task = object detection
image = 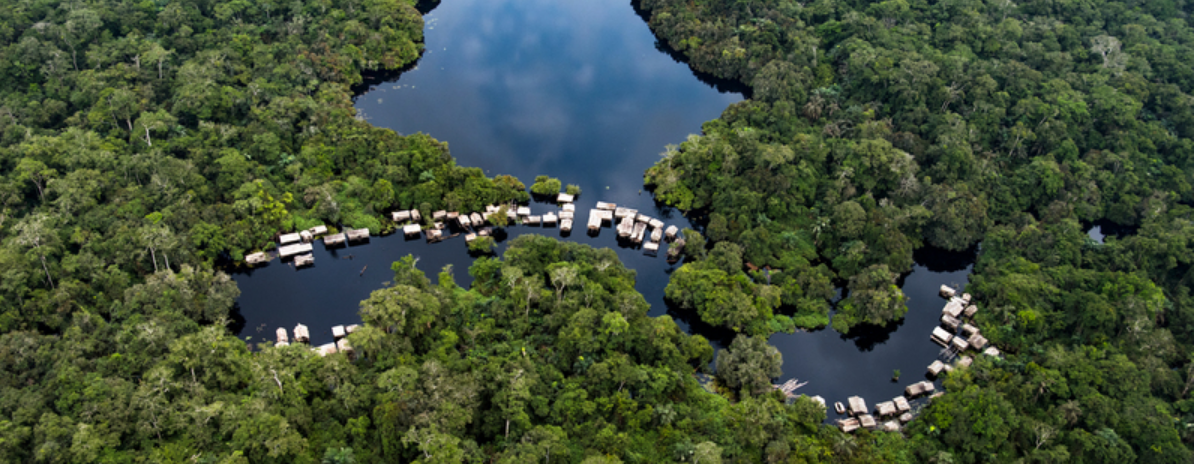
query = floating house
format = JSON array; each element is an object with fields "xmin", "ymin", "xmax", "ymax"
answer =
[
  {"xmin": 278, "ymin": 242, "xmax": 313, "ymax": 259},
  {"xmin": 245, "ymin": 252, "xmax": 270, "ymax": 265},
  {"xmin": 664, "ymin": 225, "xmax": 679, "ymax": 240},
  {"xmin": 839, "ymin": 418, "xmax": 860, "ymax": 433},
  {"xmin": 543, "ymin": 212, "xmax": 558, "ymax": 226},
  {"xmin": 402, "ymin": 224, "xmax": 422, "ymax": 237},
  {"xmin": 876, "ymin": 401, "xmax": 897, "ymax": 417},
  {"xmin": 939, "ymin": 285, "xmax": 956, "ymax": 298},
  {"xmin": 294, "ymin": 324, "xmax": 310, "ymax": 343},
  {"xmin": 346, "ymin": 228, "xmax": 370, "ymax": 242},
  {"xmin": 941, "ymin": 314, "xmax": 961, "ymax": 331},
  {"xmin": 276, "ymin": 328, "xmax": 289, "ymax": 344},
  {"xmin": 893, "ymin": 396, "xmax": 910, "ymax": 413},
  {"xmin": 848, "ymin": 396, "xmax": 868, "ymax": 416},
  {"xmin": 279, "ymin": 232, "xmax": 302, "ymax": 245},
  {"xmin": 596, "ymin": 201, "xmax": 616, "ymax": 210},
  {"xmin": 561, "ymin": 219, "xmax": 573, "ymax": 232},
  {"xmin": 294, "ymin": 254, "xmax": 314, "ymax": 267},
  {"xmin": 332, "ymin": 325, "xmax": 346, "ymax": 339},
  {"xmin": 928, "ymin": 360, "xmax": 946, "ymax": 377},
  {"xmin": 557, "ymin": 193, "xmax": 575, "ymax": 203},
  {"xmin": 324, "ymin": 233, "xmax": 346, "ymax": 246},
  {"xmin": 931, "ymin": 327, "xmax": 954, "ymax": 346}
]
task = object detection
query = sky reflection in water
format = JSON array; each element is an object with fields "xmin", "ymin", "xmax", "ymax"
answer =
[{"xmin": 232, "ymin": 0, "xmax": 986, "ymax": 414}]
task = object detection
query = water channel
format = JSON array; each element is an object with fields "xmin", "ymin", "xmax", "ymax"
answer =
[{"xmin": 233, "ymin": 0, "xmax": 978, "ymax": 414}]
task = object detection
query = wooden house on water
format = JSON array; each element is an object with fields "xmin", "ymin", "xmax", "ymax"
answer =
[
  {"xmin": 324, "ymin": 233, "xmax": 346, "ymax": 246},
  {"xmin": 245, "ymin": 252, "xmax": 270, "ymax": 265},
  {"xmin": 631, "ymin": 222, "xmax": 647, "ymax": 244},
  {"xmin": 838, "ymin": 418, "xmax": 860, "ymax": 433},
  {"xmin": 664, "ymin": 225, "xmax": 679, "ymax": 240},
  {"xmin": 587, "ymin": 211, "xmax": 602, "ymax": 231},
  {"xmin": 562, "ymin": 203, "xmax": 576, "ymax": 212},
  {"xmin": 967, "ymin": 333, "xmax": 988, "ymax": 350},
  {"xmin": 905, "ymin": 380, "xmax": 935, "ymax": 397},
  {"xmin": 525, "ymin": 215, "xmax": 541, "ymax": 225},
  {"xmin": 858, "ymin": 414, "xmax": 877, "ymax": 429},
  {"xmin": 809, "ymin": 396, "xmax": 826, "ymax": 409},
  {"xmin": 279, "ymin": 232, "xmax": 302, "ymax": 245},
  {"xmin": 848, "ymin": 396, "xmax": 868, "ymax": 416},
  {"xmin": 316, "ymin": 343, "xmax": 337, "ymax": 357},
  {"xmin": 927, "ymin": 360, "xmax": 946, "ymax": 377},
  {"xmin": 278, "ymin": 243, "xmax": 313, "ymax": 259},
  {"xmin": 543, "ymin": 212, "xmax": 558, "ymax": 226},
  {"xmin": 643, "ymin": 241, "xmax": 659, "ymax": 254},
  {"xmin": 294, "ymin": 254, "xmax": 314, "ymax": 267},
  {"xmin": 931, "ymin": 327, "xmax": 953, "ymax": 346},
  {"xmin": 276, "ymin": 328, "xmax": 289, "ymax": 344},
  {"xmin": 617, "ymin": 217, "xmax": 634, "ymax": 237},
  {"xmin": 336, "ymin": 339, "xmax": 354, "ymax": 359},
  {"xmin": 561, "ymin": 219, "xmax": 573, "ymax": 232},
  {"xmin": 402, "ymin": 224, "xmax": 422, "ymax": 237},
  {"xmin": 293, "ymin": 324, "xmax": 310, "ymax": 343},
  {"xmin": 893, "ymin": 396, "xmax": 910, "ymax": 413},
  {"xmin": 875, "ymin": 401, "xmax": 897, "ymax": 417},
  {"xmin": 557, "ymin": 193, "xmax": 575, "ymax": 203},
  {"xmin": 308, "ymin": 225, "xmax": 328, "ymax": 236},
  {"xmin": 648, "ymin": 218, "xmax": 664, "ymax": 229},
  {"xmin": 941, "ymin": 314, "xmax": 961, "ymax": 331},
  {"xmin": 939, "ymin": 285, "xmax": 956, "ymax": 298},
  {"xmin": 470, "ymin": 212, "xmax": 484, "ymax": 227},
  {"xmin": 596, "ymin": 201, "xmax": 616, "ymax": 210},
  {"xmin": 346, "ymin": 228, "xmax": 370, "ymax": 243},
  {"xmin": 332, "ymin": 325, "xmax": 346, "ymax": 339},
  {"xmin": 882, "ymin": 421, "xmax": 900, "ymax": 432}
]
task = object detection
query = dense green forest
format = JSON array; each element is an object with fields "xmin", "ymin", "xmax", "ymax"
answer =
[
  {"xmin": 0, "ymin": 0, "xmax": 1190, "ymax": 461},
  {"xmin": 639, "ymin": 0, "xmax": 1193, "ymax": 460}
]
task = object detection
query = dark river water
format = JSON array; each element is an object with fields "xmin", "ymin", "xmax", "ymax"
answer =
[{"xmin": 233, "ymin": 0, "xmax": 979, "ymax": 417}]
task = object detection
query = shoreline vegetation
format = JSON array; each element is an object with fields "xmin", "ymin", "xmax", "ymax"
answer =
[
  {"xmin": 0, "ymin": 0, "xmax": 1188, "ymax": 462},
  {"xmin": 636, "ymin": 0, "xmax": 1192, "ymax": 460}
]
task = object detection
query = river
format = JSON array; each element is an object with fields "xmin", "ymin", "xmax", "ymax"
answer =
[{"xmin": 232, "ymin": 0, "xmax": 978, "ymax": 418}]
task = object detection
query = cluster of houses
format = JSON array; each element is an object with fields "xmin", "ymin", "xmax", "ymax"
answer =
[
  {"xmin": 830, "ymin": 284, "xmax": 1001, "ymax": 433},
  {"xmin": 243, "ymin": 224, "xmax": 370, "ymax": 269},
  {"xmin": 274, "ymin": 323, "xmax": 357, "ymax": 358},
  {"xmin": 243, "ymin": 190, "xmax": 690, "ymax": 271}
]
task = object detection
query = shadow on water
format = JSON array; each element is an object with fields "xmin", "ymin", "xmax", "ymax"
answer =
[{"xmin": 913, "ymin": 243, "xmax": 979, "ymax": 273}]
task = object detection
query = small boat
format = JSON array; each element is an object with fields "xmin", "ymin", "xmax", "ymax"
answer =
[{"xmin": 834, "ymin": 402, "xmax": 846, "ymax": 415}]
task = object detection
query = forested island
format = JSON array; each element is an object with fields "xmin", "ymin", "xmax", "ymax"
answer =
[{"xmin": 0, "ymin": 0, "xmax": 1190, "ymax": 462}]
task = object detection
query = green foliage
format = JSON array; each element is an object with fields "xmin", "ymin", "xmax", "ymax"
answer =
[
  {"xmin": 467, "ymin": 235, "xmax": 496, "ymax": 255},
  {"xmin": 665, "ymin": 243, "xmax": 781, "ymax": 334},
  {"xmin": 530, "ymin": 175, "xmax": 563, "ymax": 196},
  {"xmin": 715, "ymin": 335, "xmax": 782, "ymax": 396},
  {"xmin": 832, "ymin": 264, "xmax": 908, "ymax": 333}
]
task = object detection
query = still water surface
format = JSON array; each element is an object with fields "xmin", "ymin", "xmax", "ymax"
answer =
[{"xmin": 234, "ymin": 0, "xmax": 977, "ymax": 415}]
